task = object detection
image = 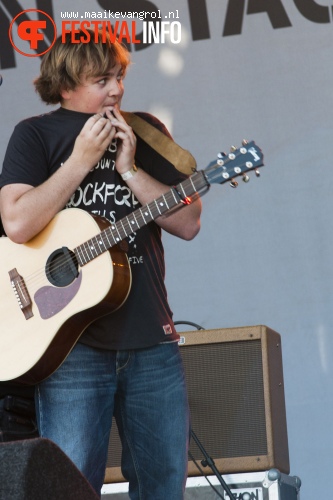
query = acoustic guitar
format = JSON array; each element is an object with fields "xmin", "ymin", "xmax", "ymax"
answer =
[{"xmin": 0, "ymin": 140, "xmax": 263, "ymax": 384}]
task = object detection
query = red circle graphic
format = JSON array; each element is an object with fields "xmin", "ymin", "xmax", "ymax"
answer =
[{"xmin": 9, "ymin": 9, "xmax": 57, "ymax": 58}]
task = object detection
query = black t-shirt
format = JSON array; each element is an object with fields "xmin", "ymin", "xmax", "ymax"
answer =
[{"xmin": 1, "ymin": 108, "xmax": 186, "ymax": 350}]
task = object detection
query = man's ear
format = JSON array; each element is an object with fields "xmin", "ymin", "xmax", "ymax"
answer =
[{"xmin": 60, "ymin": 88, "xmax": 71, "ymax": 100}]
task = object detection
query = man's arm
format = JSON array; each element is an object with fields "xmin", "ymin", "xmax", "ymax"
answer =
[
  {"xmin": 0, "ymin": 114, "xmax": 117, "ymax": 243},
  {"xmin": 109, "ymin": 108, "xmax": 202, "ymax": 241},
  {"xmin": 1, "ymin": 109, "xmax": 201, "ymax": 244},
  {"xmin": 123, "ymin": 167, "xmax": 202, "ymax": 240}
]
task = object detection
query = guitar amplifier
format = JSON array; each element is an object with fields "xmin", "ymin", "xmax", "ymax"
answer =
[
  {"xmin": 104, "ymin": 325, "xmax": 289, "ymax": 484},
  {"xmin": 102, "ymin": 470, "xmax": 302, "ymax": 499}
]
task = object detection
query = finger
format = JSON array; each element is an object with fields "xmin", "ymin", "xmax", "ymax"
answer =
[
  {"xmin": 105, "ymin": 108, "xmax": 116, "ymax": 121},
  {"xmin": 91, "ymin": 116, "xmax": 111, "ymax": 134},
  {"xmin": 108, "ymin": 109, "xmax": 132, "ymax": 132},
  {"xmin": 111, "ymin": 107, "xmax": 125, "ymax": 123},
  {"xmin": 99, "ymin": 122, "xmax": 117, "ymax": 143},
  {"xmin": 83, "ymin": 113, "xmax": 105, "ymax": 131},
  {"xmin": 80, "ymin": 115, "xmax": 109, "ymax": 140},
  {"xmin": 89, "ymin": 118, "xmax": 117, "ymax": 143},
  {"xmin": 114, "ymin": 131, "xmax": 136, "ymax": 151}
]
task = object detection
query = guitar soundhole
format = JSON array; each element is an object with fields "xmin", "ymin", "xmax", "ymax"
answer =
[{"xmin": 46, "ymin": 247, "xmax": 79, "ymax": 287}]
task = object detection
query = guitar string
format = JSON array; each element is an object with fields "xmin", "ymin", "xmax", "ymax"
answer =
[
  {"xmin": 11, "ymin": 152, "xmax": 256, "ymax": 297},
  {"xmin": 10, "ymin": 174, "xmax": 207, "ymax": 295}
]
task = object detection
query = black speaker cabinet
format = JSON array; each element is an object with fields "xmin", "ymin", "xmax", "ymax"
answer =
[
  {"xmin": 104, "ymin": 325, "xmax": 289, "ymax": 484},
  {"xmin": 0, "ymin": 438, "xmax": 98, "ymax": 499}
]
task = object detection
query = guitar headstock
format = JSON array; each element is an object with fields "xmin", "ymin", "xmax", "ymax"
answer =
[{"xmin": 204, "ymin": 140, "xmax": 264, "ymax": 187}]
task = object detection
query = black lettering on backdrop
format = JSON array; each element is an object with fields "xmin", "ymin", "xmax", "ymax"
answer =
[
  {"xmin": 247, "ymin": 0, "xmax": 292, "ymax": 29},
  {"xmin": 223, "ymin": 0, "xmax": 292, "ymax": 36},
  {"xmin": 187, "ymin": 0, "xmax": 210, "ymax": 40},
  {"xmin": 96, "ymin": 0, "xmax": 159, "ymax": 51},
  {"xmin": 0, "ymin": 0, "xmax": 54, "ymax": 69},
  {"xmin": 0, "ymin": 5, "xmax": 15, "ymax": 69},
  {"xmin": 1, "ymin": 0, "xmax": 333, "ymax": 69},
  {"xmin": 193, "ymin": 0, "xmax": 330, "ymax": 38},
  {"xmin": 293, "ymin": 0, "xmax": 330, "ymax": 23},
  {"xmin": 223, "ymin": 0, "xmax": 246, "ymax": 37}
]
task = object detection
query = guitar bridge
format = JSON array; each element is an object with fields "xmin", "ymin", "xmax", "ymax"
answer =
[{"xmin": 9, "ymin": 268, "xmax": 34, "ymax": 320}]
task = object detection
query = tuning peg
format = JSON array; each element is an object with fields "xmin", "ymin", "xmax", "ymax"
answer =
[
  {"xmin": 217, "ymin": 152, "xmax": 226, "ymax": 165},
  {"xmin": 230, "ymin": 145, "xmax": 237, "ymax": 152},
  {"xmin": 230, "ymin": 180, "xmax": 238, "ymax": 188},
  {"xmin": 242, "ymin": 139, "xmax": 248, "ymax": 146},
  {"xmin": 242, "ymin": 174, "xmax": 250, "ymax": 183},
  {"xmin": 255, "ymin": 169, "xmax": 261, "ymax": 177}
]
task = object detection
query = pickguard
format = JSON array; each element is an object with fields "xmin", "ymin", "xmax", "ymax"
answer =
[{"xmin": 34, "ymin": 272, "xmax": 83, "ymax": 320}]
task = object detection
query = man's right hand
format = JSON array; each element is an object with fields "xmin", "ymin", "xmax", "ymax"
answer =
[{"xmin": 70, "ymin": 113, "xmax": 117, "ymax": 173}]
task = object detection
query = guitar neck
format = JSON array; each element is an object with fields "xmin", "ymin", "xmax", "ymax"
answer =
[{"xmin": 74, "ymin": 170, "xmax": 208, "ymax": 267}]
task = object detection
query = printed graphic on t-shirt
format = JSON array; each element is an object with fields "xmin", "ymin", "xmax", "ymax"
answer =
[{"xmin": 65, "ymin": 138, "xmax": 143, "ymax": 264}]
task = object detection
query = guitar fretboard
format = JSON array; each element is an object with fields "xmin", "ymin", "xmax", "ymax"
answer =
[{"xmin": 74, "ymin": 170, "xmax": 208, "ymax": 266}]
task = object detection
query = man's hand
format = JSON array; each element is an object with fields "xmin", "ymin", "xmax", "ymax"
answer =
[
  {"xmin": 105, "ymin": 107, "xmax": 137, "ymax": 175},
  {"xmin": 71, "ymin": 113, "xmax": 117, "ymax": 172}
]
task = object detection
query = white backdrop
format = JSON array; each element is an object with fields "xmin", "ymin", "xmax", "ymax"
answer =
[{"xmin": 1, "ymin": 1, "xmax": 333, "ymax": 497}]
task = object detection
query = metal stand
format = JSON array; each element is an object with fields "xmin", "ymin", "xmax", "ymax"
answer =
[
  {"xmin": 174, "ymin": 321, "xmax": 236, "ymax": 499},
  {"xmin": 190, "ymin": 428, "xmax": 235, "ymax": 499}
]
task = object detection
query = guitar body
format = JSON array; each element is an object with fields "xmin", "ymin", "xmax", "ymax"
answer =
[
  {"xmin": 0, "ymin": 140, "xmax": 264, "ymax": 385},
  {"xmin": 0, "ymin": 209, "xmax": 131, "ymax": 385}
]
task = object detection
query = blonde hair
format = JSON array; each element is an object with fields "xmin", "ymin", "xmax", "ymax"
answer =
[{"xmin": 34, "ymin": 30, "xmax": 131, "ymax": 104}]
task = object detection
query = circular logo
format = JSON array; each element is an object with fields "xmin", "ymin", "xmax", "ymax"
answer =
[{"xmin": 9, "ymin": 9, "xmax": 57, "ymax": 57}]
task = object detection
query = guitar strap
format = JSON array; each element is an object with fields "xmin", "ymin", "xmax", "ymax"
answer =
[{"xmin": 121, "ymin": 111, "xmax": 197, "ymax": 176}]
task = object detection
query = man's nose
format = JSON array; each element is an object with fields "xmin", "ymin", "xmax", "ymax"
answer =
[{"xmin": 108, "ymin": 80, "xmax": 122, "ymax": 95}]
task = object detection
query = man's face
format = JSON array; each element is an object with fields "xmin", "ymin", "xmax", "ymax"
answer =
[{"xmin": 61, "ymin": 63, "xmax": 125, "ymax": 114}]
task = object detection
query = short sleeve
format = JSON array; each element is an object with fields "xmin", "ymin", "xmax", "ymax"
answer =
[{"xmin": 0, "ymin": 120, "xmax": 49, "ymax": 188}]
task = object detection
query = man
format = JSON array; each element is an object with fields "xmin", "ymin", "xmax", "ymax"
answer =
[{"xmin": 0, "ymin": 31, "xmax": 201, "ymax": 499}]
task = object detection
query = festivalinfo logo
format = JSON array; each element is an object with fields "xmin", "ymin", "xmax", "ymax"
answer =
[
  {"xmin": 9, "ymin": 9, "xmax": 182, "ymax": 57},
  {"xmin": 9, "ymin": 9, "xmax": 57, "ymax": 57}
]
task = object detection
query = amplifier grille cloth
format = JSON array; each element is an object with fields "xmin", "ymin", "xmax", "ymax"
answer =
[{"xmin": 106, "ymin": 338, "xmax": 267, "ymax": 468}]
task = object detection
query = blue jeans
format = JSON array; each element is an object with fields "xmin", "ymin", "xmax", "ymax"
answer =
[{"xmin": 35, "ymin": 342, "xmax": 190, "ymax": 499}]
